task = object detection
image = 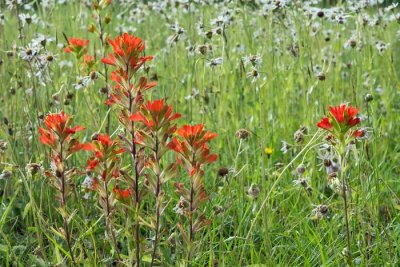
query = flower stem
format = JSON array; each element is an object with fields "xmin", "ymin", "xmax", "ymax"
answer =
[
  {"xmin": 339, "ymin": 142, "xmax": 352, "ymax": 266},
  {"xmin": 59, "ymin": 143, "xmax": 76, "ymax": 266},
  {"xmin": 150, "ymin": 138, "xmax": 161, "ymax": 267}
]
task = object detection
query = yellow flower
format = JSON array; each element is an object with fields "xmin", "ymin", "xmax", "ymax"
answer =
[{"xmin": 264, "ymin": 147, "xmax": 273, "ymax": 155}]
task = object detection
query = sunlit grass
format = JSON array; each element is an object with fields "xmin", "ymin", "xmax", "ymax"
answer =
[{"xmin": 0, "ymin": 1, "xmax": 399, "ymax": 266}]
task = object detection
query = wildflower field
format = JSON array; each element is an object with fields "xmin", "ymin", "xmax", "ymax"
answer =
[{"xmin": 0, "ymin": 0, "xmax": 400, "ymax": 266}]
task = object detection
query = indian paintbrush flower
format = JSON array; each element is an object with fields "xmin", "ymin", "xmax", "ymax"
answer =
[{"xmin": 317, "ymin": 104, "xmax": 362, "ymax": 142}]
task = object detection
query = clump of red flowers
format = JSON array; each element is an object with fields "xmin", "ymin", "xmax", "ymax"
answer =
[
  {"xmin": 64, "ymin": 37, "xmax": 89, "ymax": 57},
  {"xmin": 84, "ymin": 133, "xmax": 130, "ymax": 199},
  {"xmin": 168, "ymin": 124, "xmax": 218, "ymax": 260},
  {"xmin": 64, "ymin": 37, "xmax": 96, "ymax": 74},
  {"xmin": 39, "ymin": 31, "xmax": 219, "ymax": 266},
  {"xmin": 317, "ymin": 104, "xmax": 363, "ymax": 140},
  {"xmin": 130, "ymin": 99, "xmax": 181, "ymax": 137},
  {"xmin": 39, "ymin": 112, "xmax": 92, "ymax": 265},
  {"xmin": 101, "ymin": 33, "xmax": 153, "ymax": 77},
  {"xmin": 168, "ymin": 124, "xmax": 218, "ymax": 168},
  {"xmin": 39, "ymin": 112, "xmax": 90, "ymax": 153}
]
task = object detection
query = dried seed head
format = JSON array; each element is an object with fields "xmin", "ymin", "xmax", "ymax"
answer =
[
  {"xmin": 319, "ymin": 205, "xmax": 328, "ymax": 215},
  {"xmin": 46, "ymin": 54, "xmax": 54, "ymax": 62},
  {"xmin": 235, "ymin": 129, "xmax": 251, "ymax": 140},
  {"xmin": 99, "ymin": 87, "xmax": 108, "ymax": 95},
  {"xmin": 217, "ymin": 167, "xmax": 229, "ymax": 177},
  {"xmin": 25, "ymin": 48, "xmax": 33, "ymax": 56},
  {"xmin": 3, "ymin": 117, "xmax": 8, "ymax": 125},
  {"xmin": 0, "ymin": 170, "xmax": 12, "ymax": 180},
  {"xmin": 197, "ymin": 44, "xmax": 209, "ymax": 55},
  {"xmin": 91, "ymin": 132, "xmax": 100, "ymax": 141},
  {"xmin": 299, "ymin": 125, "xmax": 308, "ymax": 134},
  {"xmin": 0, "ymin": 140, "xmax": 7, "ymax": 154},
  {"xmin": 317, "ymin": 72, "xmax": 326, "ymax": 81},
  {"xmin": 150, "ymin": 72, "xmax": 158, "ymax": 81},
  {"xmin": 296, "ymin": 164, "xmax": 306, "ymax": 175},
  {"xmin": 324, "ymin": 134, "xmax": 336, "ymax": 145},
  {"xmin": 52, "ymin": 92, "xmax": 60, "ymax": 103},
  {"xmin": 365, "ymin": 93, "xmax": 373, "ymax": 102},
  {"xmin": 294, "ymin": 130, "xmax": 304, "ymax": 143},
  {"xmin": 247, "ymin": 183, "xmax": 260, "ymax": 199},
  {"xmin": 55, "ymin": 169, "xmax": 63, "ymax": 178},
  {"xmin": 213, "ymin": 205, "xmax": 224, "ymax": 215},
  {"xmin": 317, "ymin": 11, "xmax": 324, "ymax": 18},
  {"xmin": 66, "ymin": 91, "xmax": 74, "ymax": 100},
  {"xmin": 328, "ymin": 172, "xmax": 337, "ymax": 180},
  {"xmin": 323, "ymin": 159, "xmax": 332, "ymax": 167},
  {"xmin": 349, "ymin": 39, "xmax": 357, "ymax": 48},
  {"xmin": 26, "ymin": 163, "xmax": 42, "ymax": 175},
  {"xmin": 206, "ymin": 31, "xmax": 213, "ymax": 39},
  {"xmin": 90, "ymin": 71, "xmax": 98, "ymax": 80}
]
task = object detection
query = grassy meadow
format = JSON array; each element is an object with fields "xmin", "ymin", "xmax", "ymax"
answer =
[{"xmin": 0, "ymin": 0, "xmax": 400, "ymax": 266}]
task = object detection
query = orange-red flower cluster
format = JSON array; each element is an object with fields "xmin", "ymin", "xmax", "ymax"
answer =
[
  {"xmin": 130, "ymin": 99, "xmax": 181, "ymax": 131},
  {"xmin": 85, "ymin": 134, "xmax": 124, "ymax": 170},
  {"xmin": 64, "ymin": 37, "xmax": 89, "ymax": 56},
  {"xmin": 85, "ymin": 134, "xmax": 130, "ymax": 199},
  {"xmin": 101, "ymin": 33, "xmax": 153, "ymax": 74},
  {"xmin": 39, "ymin": 112, "xmax": 91, "ymax": 153},
  {"xmin": 317, "ymin": 104, "xmax": 363, "ymax": 138},
  {"xmin": 101, "ymin": 33, "xmax": 156, "ymax": 108},
  {"xmin": 113, "ymin": 186, "xmax": 132, "ymax": 199},
  {"xmin": 168, "ymin": 124, "xmax": 218, "ymax": 169}
]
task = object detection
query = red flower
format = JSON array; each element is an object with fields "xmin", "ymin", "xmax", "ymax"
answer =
[
  {"xmin": 328, "ymin": 105, "xmax": 346, "ymax": 123},
  {"xmin": 317, "ymin": 104, "xmax": 363, "ymax": 143},
  {"xmin": 101, "ymin": 33, "xmax": 153, "ymax": 72},
  {"xmin": 87, "ymin": 158, "xmax": 100, "ymax": 170},
  {"xmin": 97, "ymin": 134, "xmax": 113, "ymax": 147},
  {"xmin": 316, "ymin": 117, "xmax": 333, "ymax": 131},
  {"xmin": 39, "ymin": 127, "xmax": 57, "ymax": 146},
  {"xmin": 113, "ymin": 187, "xmax": 132, "ymax": 199},
  {"xmin": 64, "ymin": 37, "xmax": 89, "ymax": 55},
  {"xmin": 317, "ymin": 104, "xmax": 360, "ymax": 132},
  {"xmin": 176, "ymin": 124, "xmax": 218, "ymax": 148},
  {"xmin": 130, "ymin": 99, "xmax": 181, "ymax": 130},
  {"xmin": 168, "ymin": 124, "xmax": 218, "ymax": 166},
  {"xmin": 39, "ymin": 112, "xmax": 85, "ymax": 146},
  {"xmin": 39, "ymin": 112, "xmax": 90, "ymax": 158},
  {"xmin": 85, "ymin": 134, "xmax": 124, "ymax": 170}
]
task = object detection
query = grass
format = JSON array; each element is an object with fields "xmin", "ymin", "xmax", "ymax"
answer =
[{"xmin": 0, "ymin": 0, "xmax": 400, "ymax": 266}]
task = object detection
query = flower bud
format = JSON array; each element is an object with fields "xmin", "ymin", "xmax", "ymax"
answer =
[
  {"xmin": 88, "ymin": 23, "xmax": 96, "ymax": 33},
  {"xmin": 104, "ymin": 16, "xmax": 111, "ymax": 24}
]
